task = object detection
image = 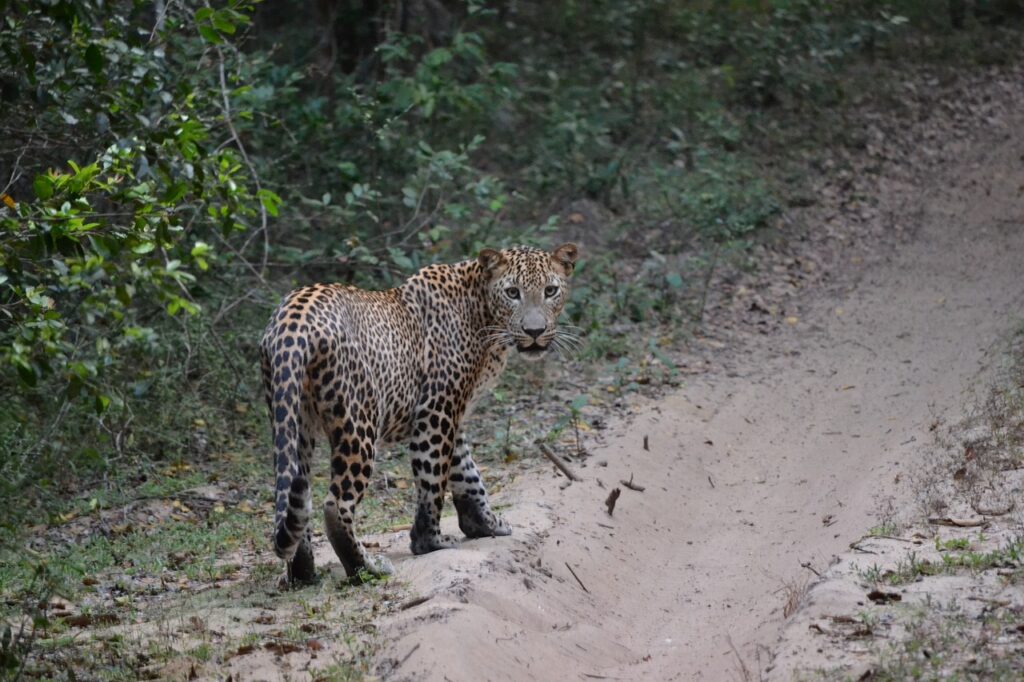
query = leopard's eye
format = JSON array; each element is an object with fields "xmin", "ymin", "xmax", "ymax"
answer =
[
  {"xmin": 505, "ymin": 286, "xmax": 520, "ymax": 300},
  {"xmin": 544, "ymin": 285, "xmax": 559, "ymax": 298}
]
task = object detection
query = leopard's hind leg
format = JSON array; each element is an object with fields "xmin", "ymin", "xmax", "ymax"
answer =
[{"xmin": 320, "ymin": 402, "xmax": 393, "ymax": 578}]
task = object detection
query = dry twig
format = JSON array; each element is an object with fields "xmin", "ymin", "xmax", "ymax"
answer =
[
  {"xmin": 565, "ymin": 562, "xmax": 590, "ymax": 593},
  {"xmin": 399, "ymin": 595, "xmax": 431, "ymax": 611},
  {"xmin": 539, "ymin": 443, "xmax": 581, "ymax": 481},
  {"xmin": 605, "ymin": 488, "xmax": 621, "ymax": 516},
  {"xmin": 620, "ymin": 474, "xmax": 645, "ymax": 492}
]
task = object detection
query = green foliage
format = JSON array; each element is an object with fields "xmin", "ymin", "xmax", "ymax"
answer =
[
  {"xmin": 0, "ymin": 0, "xmax": 263, "ymax": 404},
  {"xmin": 0, "ymin": 1, "xmax": 277, "ymax": 553}
]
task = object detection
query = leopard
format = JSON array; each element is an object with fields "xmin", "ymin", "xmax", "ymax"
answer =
[{"xmin": 259, "ymin": 243, "xmax": 579, "ymax": 584}]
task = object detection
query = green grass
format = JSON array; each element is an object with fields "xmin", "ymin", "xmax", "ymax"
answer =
[
  {"xmin": 868, "ymin": 523, "xmax": 901, "ymax": 538},
  {"xmin": 937, "ymin": 535, "xmax": 1024, "ymax": 576},
  {"xmin": 870, "ymin": 599, "xmax": 1024, "ymax": 680},
  {"xmin": 859, "ymin": 535, "xmax": 1024, "ymax": 589},
  {"xmin": 935, "ymin": 537, "xmax": 971, "ymax": 552},
  {"xmin": 0, "ymin": 509, "xmax": 395, "ymax": 679}
]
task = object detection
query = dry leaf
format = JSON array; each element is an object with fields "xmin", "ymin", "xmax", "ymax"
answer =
[
  {"xmin": 164, "ymin": 462, "xmax": 192, "ymax": 476},
  {"xmin": 264, "ymin": 641, "xmax": 303, "ymax": 656},
  {"xmin": 867, "ymin": 589, "xmax": 902, "ymax": 604}
]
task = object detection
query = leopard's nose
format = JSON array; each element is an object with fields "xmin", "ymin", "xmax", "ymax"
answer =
[{"xmin": 523, "ymin": 326, "xmax": 544, "ymax": 340}]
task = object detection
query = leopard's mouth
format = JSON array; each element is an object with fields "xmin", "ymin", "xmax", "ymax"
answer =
[{"xmin": 517, "ymin": 343, "xmax": 549, "ymax": 357}]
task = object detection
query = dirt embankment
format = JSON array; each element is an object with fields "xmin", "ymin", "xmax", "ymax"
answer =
[{"xmin": 365, "ymin": 61, "xmax": 1024, "ymax": 681}]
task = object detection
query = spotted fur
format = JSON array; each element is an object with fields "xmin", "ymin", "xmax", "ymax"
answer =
[{"xmin": 259, "ymin": 244, "xmax": 579, "ymax": 583}]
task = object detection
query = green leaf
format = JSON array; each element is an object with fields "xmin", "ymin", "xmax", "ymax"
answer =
[
  {"xmin": 212, "ymin": 11, "xmax": 237, "ymax": 34},
  {"xmin": 162, "ymin": 182, "xmax": 188, "ymax": 204},
  {"xmin": 95, "ymin": 394, "xmax": 111, "ymax": 415},
  {"xmin": 132, "ymin": 242, "xmax": 156, "ymax": 255},
  {"xmin": 198, "ymin": 24, "xmax": 221, "ymax": 44},
  {"xmin": 257, "ymin": 189, "xmax": 282, "ymax": 217},
  {"xmin": 424, "ymin": 48, "xmax": 452, "ymax": 68},
  {"xmin": 666, "ymin": 273, "xmax": 683, "ymax": 289},
  {"xmin": 69, "ymin": 362, "xmax": 92, "ymax": 380},
  {"xmin": 389, "ymin": 247, "xmax": 414, "ymax": 272},
  {"xmin": 32, "ymin": 175, "xmax": 53, "ymax": 200},
  {"xmin": 16, "ymin": 362, "xmax": 37, "ymax": 387},
  {"xmin": 84, "ymin": 44, "xmax": 104, "ymax": 75}
]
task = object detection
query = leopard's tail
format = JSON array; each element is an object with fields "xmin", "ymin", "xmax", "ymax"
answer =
[{"xmin": 260, "ymin": 329, "xmax": 312, "ymax": 563}]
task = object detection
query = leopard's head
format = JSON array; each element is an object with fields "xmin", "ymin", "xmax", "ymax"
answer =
[{"xmin": 478, "ymin": 243, "xmax": 579, "ymax": 362}]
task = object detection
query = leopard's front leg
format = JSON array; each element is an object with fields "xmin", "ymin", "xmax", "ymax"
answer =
[
  {"xmin": 450, "ymin": 436, "xmax": 511, "ymax": 539},
  {"xmin": 408, "ymin": 407, "xmax": 460, "ymax": 555}
]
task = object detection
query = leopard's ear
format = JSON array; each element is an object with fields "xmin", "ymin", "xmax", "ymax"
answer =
[
  {"xmin": 551, "ymin": 243, "xmax": 578, "ymax": 276},
  {"xmin": 478, "ymin": 248, "xmax": 508, "ymax": 276}
]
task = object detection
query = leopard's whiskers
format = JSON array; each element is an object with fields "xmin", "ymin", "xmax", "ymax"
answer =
[
  {"xmin": 479, "ymin": 325, "xmax": 514, "ymax": 349},
  {"xmin": 551, "ymin": 332, "xmax": 583, "ymax": 359},
  {"xmin": 554, "ymin": 328, "xmax": 584, "ymax": 350}
]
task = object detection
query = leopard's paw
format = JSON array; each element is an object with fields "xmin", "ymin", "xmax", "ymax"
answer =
[{"xmin": 410, "ymin": 532, "xmax": 460, "ymax": 555}]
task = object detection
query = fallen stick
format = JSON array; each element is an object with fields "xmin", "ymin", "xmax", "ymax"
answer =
[
  {"xmin": 620, "ymin": 473, "xmax": 645, "ymax": 492},
  {"xmin": 539, "ymin": 443, "xmax": 581, "ymax": 481},
  {"xmin": 866, "ymin": 534, "xmax": 917, "ymax": 543},
  {"xmin": 928, "ymin": 516, "xmax": 988, "ymax": 528},
  {"xmin": 396, "ymin": 642, "xmax": 421, "ymax": 669},
  {"xmin": 605, "ymin": 488, "xmax": 621, "ymax": 516},
  {"xmin": 565, "ymin": 562, "xmax": 590, "ymax": 593},
  {"xmin": 800, "ymin": 561, "xmax": 823, "ymax": 578},
  {"xmin": 399, "ymin": 595, "xmax": 431, "ymax": 611}
]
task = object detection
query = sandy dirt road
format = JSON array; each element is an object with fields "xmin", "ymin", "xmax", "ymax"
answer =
[{"xmin": 357, "ymin": 77, "xmax": 1024, "ymax": 681}]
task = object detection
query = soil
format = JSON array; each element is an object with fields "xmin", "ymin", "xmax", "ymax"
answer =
[{"xmin": 363, "ymin": 61, "xmax": 1024, "ymax": 681}]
